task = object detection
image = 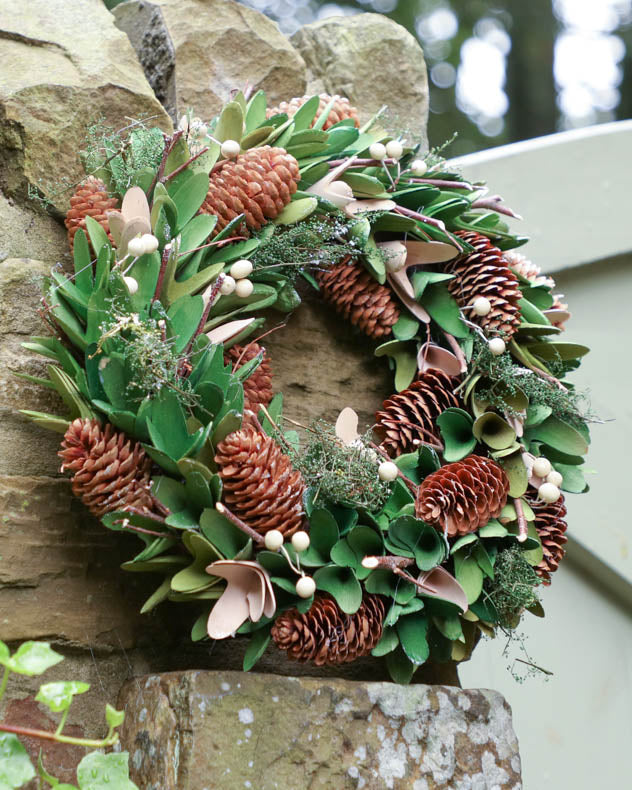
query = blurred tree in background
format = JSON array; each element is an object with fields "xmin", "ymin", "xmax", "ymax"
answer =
[{"xmin": 237, "ymin": 0, "xmax": 632, "ymax": 154}]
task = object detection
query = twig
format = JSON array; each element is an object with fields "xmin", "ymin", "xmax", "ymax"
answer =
[
  {"xmin": 148, "ymin": 131, "xmax": 184, "ymax": 197},
  {"xmin": 471, "ymin": 195, "xmax": 522, "ymax": 220},
  {"xmin": 514, "ymin": 658, "xmax": 554, "ymax": 676},
  {"xmin": 394, "ymin": 205, "xmax": 447, "ymax": 233},
  {"xmin": 183, "ymin": 274, "xmax": 225, "ymax": 358},
  {"xmin": 116, "ymin": 518, "xmax": 169, "ymax": 539},
  {"xmin": 152, "ymin": 245, "xmax": 171, "ymax": 304},
  {"xmin": 164, "ymin": 146, "xmax": 210, "ymax": 183},
  {"xmin": 0, "ymin": 722, "xmax": 118, "ymax": 749},
  {"xmin": 362, "ymin": 554, "xmax": 415, "ymax": 571},
  {"xmin": 513, "ymin": 497, "xmax": 528, "ymax": 543},
  {"xmin": 407, "ymin": 177, "xmax": 474, "ymax": 191},
  {"xmin": 176, "ymin": 236, "xmax": 248, "ymax": 257},
  {"xmin": 216, "ymin": 502, "xmax": 265, "ymax": 545}
]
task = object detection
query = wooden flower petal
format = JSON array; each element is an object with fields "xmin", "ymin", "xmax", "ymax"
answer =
[
  {"xmin": 417, "ymin": 342, "xmax": 461, "ymax": 376},
  {"xmin": 387, "ymin": 269, "xmax": 431, "ymax": 322},
  {"xmin": 118, "ymin": 216, "xmax": 152, "ymax": 258},
  {"xmin": 207, "ymin": 318, "xmax": 255, "ymax": 345},
  {"xmin": 121, "ymin": 186, "xmax": 151, "ymax": 225},
  {"xmin": 335, "ymin": 407, "xmax": 360, "ymax": 446},
  {"xmin": 416, "ymin": 566, "xmax": 468, "ymax": 612},
  {"xmin": 106, "ymin": 210, "xmax": 125, "ymax": 247},
  {"xmin": 402, "ymin": 240, "xmax": 458, "ymax": 266},
  {"xmin": 205, "ymin": 560, "xmax": 273, "ymax": 639}
]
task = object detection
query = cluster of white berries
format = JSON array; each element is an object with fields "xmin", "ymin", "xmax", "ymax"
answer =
[
  {"xmin": 369, "ymin": 140, "xmax": 404, "ymax": 162},
  {"xmin": 532, "ymin": 456, "xmax": 563, "ymax": 503},
  {"xmin": 219, "ymin": 259, "xmax": 254, "ymax": 298},
  {"xmin": 264, "ymin": 529, "xmax": 316, "ymax": 598},
  {"xmin": 468, "ymin": 297, "xmax": 507, "ymax": 356},
  {"xmin": 127, "ymin": 233, "xmax": 159, "ymax": 258}
]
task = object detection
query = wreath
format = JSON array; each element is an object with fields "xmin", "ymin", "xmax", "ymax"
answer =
[{"xmin": 22, "ymin": 91, "xmax": 591, "ymax": 683}]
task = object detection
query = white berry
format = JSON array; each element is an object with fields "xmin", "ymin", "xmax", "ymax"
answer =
[
  {"xmin": 546, "ymin": 470, "xmax": 563, "ymax": 488},
  {"xmin": 127, "ymin": 237, "xmax": 145, "ymax": 257},
  {"xmin": 369, "ymin": 142, "xmax": 387, "ymax": 161},
  {"xmin": 235, "ymin": 278, "xmax": 254, "ymax": 298},
  {"xmin": 378, "ymin": 461, "xmax": 399, "ymax": 482},
  {"xmin": 538, "ymin": 482, "xmax": 561, "ymax": 503},
  {"xmin": 221, "ymin": 139, "xmax": 241, "ymax": 158},
  {"xmin": 488, "ymin": 337, "xmax": 506, "ymax": 356},
  {"xmin": 291, "ymin": 531, "xmax": 310, "ymax": 553},
  {"xmin": 230, "ymin": 259, "xmax": 253, "ymax": 280},
  {"xmin": 264, "ymin": 529, "xmax": 284, "ymax": 551},
  {"xmin": 123, "ymin": 276, "xmax": 139, "ymax": 294},
  {"xmin": 141, "ymin": 233, "xmax": 159, "ymax": 254},
  {"xmin": 472, "ymin": 296, "xmax": 491, "ymax": 316},
  {"xmin": 385, "ymin": 140, "xmax": 404, "ymax": 160},
  {"xmin": 295, "ymin": 576, "xmax": 316, "ymax": 599},
  {"xmin": 410, "ymin": 159, "xmax": 427, "ymax": 176},
  {"xmin": 192, "ymin": 123, "xmax": 208, "ymax": 139},
  {"xmin": 532, "ymin": 457, "xmax": 552, "ymax": 478},
  {"xmin": 219, "ymin": 275, "xmax": 236, "ymax": 295}
]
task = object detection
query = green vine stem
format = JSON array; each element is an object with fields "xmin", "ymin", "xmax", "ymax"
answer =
[{"xmin": 0, "ymin": 721, "xmax": 119, "ymax": 749}]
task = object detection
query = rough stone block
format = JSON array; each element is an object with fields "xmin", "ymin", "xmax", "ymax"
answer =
[
  {"xmin": 114, "ymin": 0, "xmax": 307, "ymax": 123},
  {"xmin": 118, "ymin": 670, "xmax": 522, "ymax": 789},
  {"xmin": 0, "ymin": 0, "xmax": 171, "ymax": 213},
  {"xmin": 0, "ymin": 191, "xmax": 68, "ymax": 267},
  {"xmin": 293, "ymin": 13, "xmax": 429, "ymax": 149}
]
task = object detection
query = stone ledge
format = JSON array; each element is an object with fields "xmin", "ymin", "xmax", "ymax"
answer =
[{"xmin": 118, "ymin": 670, "xmax": 522, "ymax": 790}]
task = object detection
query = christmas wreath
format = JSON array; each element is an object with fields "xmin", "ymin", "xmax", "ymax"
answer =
[{"xmin": 22, "ymin": 91, "xmax": 590, "ymax": 683}]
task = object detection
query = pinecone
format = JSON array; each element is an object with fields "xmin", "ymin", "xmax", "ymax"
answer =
[
  {"xmin": 200, "ymin": 146, "xmax": 300, "ymax": 236},
  {"xmin": 527, "ymin": 494, "xmax": 568, "ymax": 584},
  {"xmin": 416, "ymin": 454, "xmax": 510, "ymax": 537},
  {"xmin": 64, "ymin": 177, "xmax": 118, "ymax": 254},
  {"xmin": 271, "ymin": 593, "xmax": 385, "ymax": 666},
  {"xmin": 58, "ymin": 418, "xmax": 158, "ymax": 518},
  {"xmin": 315, "ymin": 257, "xmax": 400, "ymax": 339},
  {"xmin": 267, "ymin": 94, "xmax": 360, "ymax": 130},
  {"xmin": 446, "ymin": 231, "xmax": 522, "ymax": 339},
  {"xmin": 214, "ymin": 424, "xmax": 305, "ymax": 537},
  {"xmin": 375, "ymin": 369, "xmax": 460, "ymax": 456},
  {"xmin": 224, "ymin": 342, "xmax": 273, "ymax": 415}
]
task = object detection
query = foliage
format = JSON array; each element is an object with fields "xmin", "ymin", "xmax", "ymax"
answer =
[
  {"xmin": 484, "ymin": 545, "xmax": 542, "ymax": 629},
  {"xmin": 0, "ymin": 640, "xmax": 136, "ymax": 789}
]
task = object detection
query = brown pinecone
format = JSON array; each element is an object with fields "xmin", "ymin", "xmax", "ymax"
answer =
[
  {"xmin": 214, "ymin": 424, "xmax": 305, "ymax": 537},
  {"xmin": 527, "ymin": 494, "xmax": 568, "ymax": 584},
  {"xmin": 267, "ymin": 94, "xmax": 360, "ymax": 131},
  {"xmin": 271, "ymin": 593, "xmax": 385, "ymax": 666},
  {"xmin": 58, "ymin": 418, "xmax": 158, "ymax": 518},
  {"xmin": 64, "ymin": 177, "xmax": 118, "ymax": 254},
  {"xmin": 375, "ymin": 369, "xmax": 460, "ymax": 456},
  {"xmin": 224, "ymin": 342, "xmax": 273, "ymax": 415},
  {"xmin": 315, "ymin": 257, "xmax": 400, "ymax": 339},
  {"xmin": 200, "ymin": 146, "xmax": 300, "ymax": 236},
  {"xmin": 445, "ymin": 231, "xmax": 522, "ymax": 339},
  {"xmin": 416, "ymin": 454, "xmax": 510, "ymax": 537}
]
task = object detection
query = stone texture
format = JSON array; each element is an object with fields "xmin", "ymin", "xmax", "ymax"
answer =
[
  {"xmin": 0, "ymin": 0, "xmax": 171, "ymax": 214},
  {"xmin": 118, "ymin": 670, "xmax": 523, "ymax": 790},
  {"xmin": 292, "ymin": 13, "xmax": 429, "ymax": 148},
  {"xmin": 0, "ymin": 190, "xmax": 68, "ymax": 267},
  {"xmin": 113, "ymin": 0, "xmax": 307, "ymax": 123}
]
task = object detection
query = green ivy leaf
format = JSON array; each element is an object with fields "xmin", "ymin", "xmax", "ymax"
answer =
[
  {"xmin": 397, "ymin": 612, "xmax": 430, "ymax": 664},
  {"xmin": 300, "ymin": 508, "xmax": 339, "ymax": 566},
  {"xmin": 35, "ymin": 681, "xmax": 90, "ymax": 713},
  {"xmin": 313, "ymin": 565, "xmax": 362, "ymax": 614},
  {"xmin": 371, "ymin": 626, "xmax": 399, "ymax": 657},
  {"xmin": 0, "ymin": 733, "xmax": 35, "ymax": 788},
  {"xmin": 385, "ymin": 645, "xmax": 417, "ymax": 684},
  {"xmin": 436, "ymin": 408, "xmax": 476, "ymax": 462},
  {"xmin": 76, "ymin": 752, "xmax": 138, "ymax": 790},
  {"xmin": 0, "ymin": 642, "xmax": 63, "ymax": 676},
  {"xmin": 105, "ymin": 704, "xmax": 125, "ymax": 730}
]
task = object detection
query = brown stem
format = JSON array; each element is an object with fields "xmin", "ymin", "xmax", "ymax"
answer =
[
  {"xmin": 148, "ymin": 131, "xmax": 184, "ymax": 198},
  {"xmin": 393, "ymin": 567, "xmax": 441, "ymax": 595},
  {"xmin": 216, "ymin": 502, "xmax": 265, "ymax": 546},
  {"xmin": 176, "ymin": 236, "xmax": 248, "ymax": 257},
  {"xmin": 407, "ymin": 177, "xmax": 474, "ymax": 191},
  {"xmin": 115, "ymin": 518, "xmax": 169, "ymax": 539},
  {"xmin": 164, "ymin": 146, "xmax": 210, "ymax": 183},
  {"xmin": 152, "ymin": 246, "xmax": 171, "ymax": 304},
  {"xmin": 471, "ymin": 195, "xmax": 522, "ymax": 220},
  {"xmin": 0, "ymin": 722, "xmax": 117, "ymax": 748},
  {"xmin": 444, "ymin": 332, "xmax": 468, "ymax": 373},
  {"xmin": 394, "ymin": 205, "xmax": 446, "ymax": 232},
  {"xmin": 182, "ymin": 274, "xmax": 225, "ymax": 359},
  {"xmin": 513, "ymin": 497, "xmax": 529, "ymax": 543},
  {"xmin": 363, "ymin": 555, "xmax": 415, "ymax": 571}
]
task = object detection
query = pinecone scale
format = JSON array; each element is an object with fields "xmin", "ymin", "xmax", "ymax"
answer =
[
  {"xmin": 271, "ymin": 593, "xmax": 385, "ymax": 666},
  {"xmin": 267, "ymin": 94, "xmax": 360, "ymax": 130},
  {"xmin": 224, "ymin": 342, "xmax": 273, "ymax": 416},
  {"xmin": 65, "ymin": 177, "xmax": 118, "ymax": 254},
  {"xmin": 528, "ymin": 494, "xmax": 568, "ymax": 583}
]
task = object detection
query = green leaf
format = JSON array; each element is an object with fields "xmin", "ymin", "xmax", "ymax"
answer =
[
  {"xmin": 171, "ymin": 531, "xmax": 222, "ymax": 593},
  {"xmin": 243, "ymin": 627, "xmax": 271, "ymax": 671},
  {"xmin": 526, "ymin": 416, "xmax": 589, "ymax": 456},
  {"xmin": 554, "ymin": 463, "xmax": 588, "ymax": 493},
  {"xmin": 76, "ymin": 752, "xmax": 138, "ymax": 790},
  {"xmin": 290, "ymin": 95, "xmax": 321, "ymax": 130},
  {"xmin": 392, "ymin": 313, "xmax": 419, "ymax": 341},
  {"xmin": 301, "ymin": 508, "xmax": 339, "ymax": 566},
  {"xmin": 422, "ymin": 283, "xmax": 468, "ymax": 337},
  {"xmin": 410, "ymin": 270, "xmax": 454, "ymax": 301},
  {"xmin": 0, "ymin": 642, "xmax": 63, "ymax": 676},
  {"xmin": 214, "ymin": 101, "xmax": 244, "ymax": 143},
  {"xmin": 473, "ymin": 542, "xmax": 494, "ymax": 579},
  {"xmin": 453, "ymin": 551, "xmax": 484, "ymax": 604},
  {"xmin": 436, "ymin": 408, "xmax": 476, "ymax": 462},
  {"xmin": 388, "ymin": 516, "xmax": 445, "ymax": 571},
  {"xmin": 105, "ymin": 703, "xmax": 125, "ymax": 729},
  {"xmin": 0, "ymin": 733, "xmax": 35, "ymax": 788},
  {"xmin": 499, "ymin": 450, "xmax": 529, "ymax": 497},
  {"xmin": 170, "ymin": 172, "xmax": 210, "ymax": 229},
  {"xmin": 35, "ymin": 681, "xmax": 90, "ymax": 713},
  {"xmin": 245, "ymin": 90, "xmax": 267, "ymax": 131},
  {"xmin": 199, "ymin": 508, "xmax": 249, "ymax": 558},
  {"xmin": 385, "ymin": 646, "xmax": 417, "ymax": 684},
  {"xmin": 478, "ymin": 520, "xmax": 508, "ymax": 538},
  {"xmin": 472, "ymin": 412, "xmax": 516, "ymax": 451},
  {"xmin": 313, "ymin": 565, "xmax": 362, "ymax": 613},
  {"xmin": 371, "ymin": 626, "xmax": 399, "ymax": 657},
  {"xmin": 374, "ymin": 340, "xmax": 417, "ymax": 392},
  {"xmin": 84, "ymin": 215, "xmax": 110, "ymax": 258},
  {"xmin": 365, "ymin": 569, "xmax": 416, "ymax": 604},
  {"xmin": 450, "ymin": 533, "xmax": 478, "ymax": 554},
  {"xmin": 522, "ymin": 523, "xmax": 544, "ymax": 567},
  {"xmin": 527, "ymin": 341, "xmax": 590, "ymax": 362},
  {"xmin": 397, "ymin": 612, "xmax": 430, "ymax": 665},
  {"xmin": 274, "ymin": 196, "xmax": 318, "ymax": 225},
  {"xmin": 72, "ymin": 230, "xmax": 93, "ymax": 293}
]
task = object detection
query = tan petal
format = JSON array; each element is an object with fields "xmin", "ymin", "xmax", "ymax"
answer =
[
  {"xmin": 335, "ymin": 407, "xmax": 360, "ymax": 446},
  {"xmin": 403, "ymin": 240, "xmax": 458, "ymax": 266},
  {"xmin": 387, "ymin": 269, "xmax": 431, "ymax": 322},
  {"xmin": 106, "ymin": 210, "xmax": 125, "ymax": 247},
  {"xmin": 417, "ymin": 343, "xmax": 461, "ymax": 376},
  {"xmin": 416, "ymin": 566, "xmax": 468, "ymax": 612},
  {"xmin": 121, "ymin": 186, "xmax": 151, "ymax": 225},
  {"xmin": 119, "ymin": 216, "xmax": 152, "ymax": 258},
  {"xmin": 207, "ymin": 318, "xmax": 255, "ymax": 345}
]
